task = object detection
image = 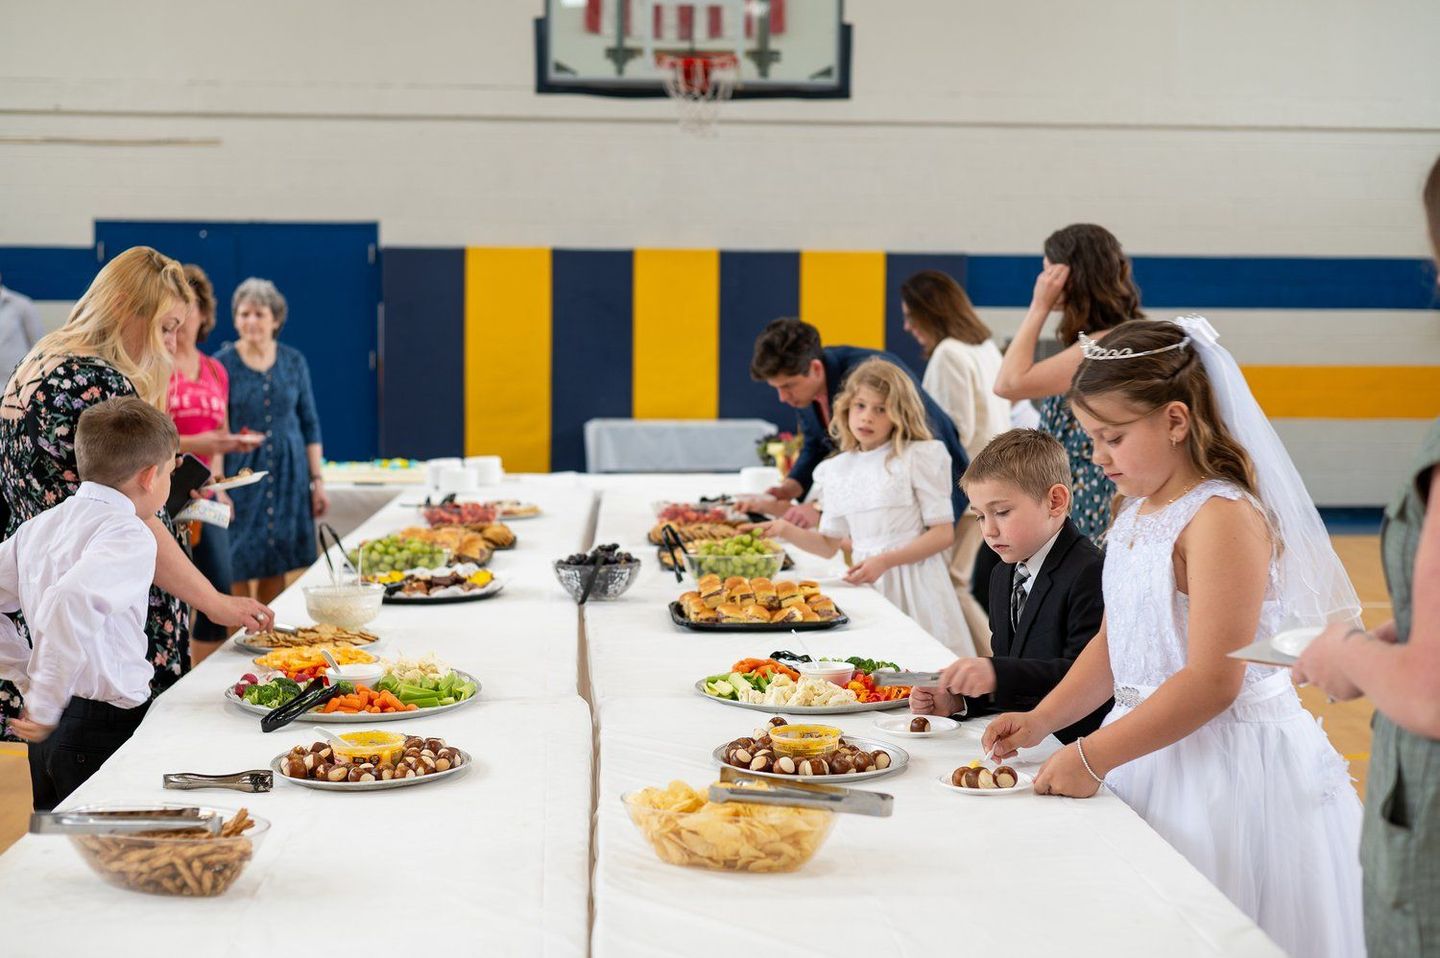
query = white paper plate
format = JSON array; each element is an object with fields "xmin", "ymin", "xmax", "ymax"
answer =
[
  {"xmin": 872, "ymin": 714, "xmax": 961, "ymax": 738},
  {"xmin": 207, "ymin": 471, "xmax": 268, "ymax": 492},
  {"xmin": 270, "ymin": 748, "xmax": 472, "ymax": 791},
  {"xmin": 1270, "ymin": 626, "xmax": 1324, "ymax": 657},
  {"xmin": 933, "ymin": 769, "xmax": 1034, "ymax": 796}
]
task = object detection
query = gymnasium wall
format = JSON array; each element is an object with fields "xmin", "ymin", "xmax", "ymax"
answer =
[{"xmin": 3, "ymin": 1, "xmax": 1439, "ymax": 502}]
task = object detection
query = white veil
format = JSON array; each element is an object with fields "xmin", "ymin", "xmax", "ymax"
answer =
[{"xmin": 1173, "ymin": 315, "xmax": 1362, "ymax": 629}]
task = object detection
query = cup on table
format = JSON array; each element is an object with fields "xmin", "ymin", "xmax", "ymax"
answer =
[
  {"xmin": 466, "ymin": 455, "xmax": 504, "ymax": 485},
  {"xmin": 426, "ymin": 457, "xmax": 463, "ymax": 488},
  {"xmin": 738, "ymin": 466, "xmax": 783, "ymax": 495},
  {"xmin": 438, "ymin": 466, "xmax": 478, "ymax": 494}
]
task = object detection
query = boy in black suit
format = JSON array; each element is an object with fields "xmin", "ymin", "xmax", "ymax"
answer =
[{"xmin": 911, "ymin": 429, "xmax": 1110, "ymax": 742}]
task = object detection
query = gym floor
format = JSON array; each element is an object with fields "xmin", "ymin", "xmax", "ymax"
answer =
[{"xmin": 0, "ymin": 536, "xmax": 1387, "ymax": 855}]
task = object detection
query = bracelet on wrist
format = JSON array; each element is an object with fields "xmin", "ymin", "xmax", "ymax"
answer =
[
  {"xmin": 1343, "ymin": 627, "xmax": 1370, "ymax": 642},
  {"xmin": 1075, "ymin": 737, "xmax": 1105, "ymax": 785}
]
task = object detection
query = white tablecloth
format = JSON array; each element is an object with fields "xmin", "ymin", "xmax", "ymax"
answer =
[
  {"xmin": 582, "ymin": 475, "xmax": 1283, "ymax": 958},
  {"xmin": 0, "ymin": 476, "xmax": 596, "ymax": 956},
  {"xmin": 0, "ymin": 472, "xmax": 1282, "ymax": 957},
  {"xmin": 584, "ymin": 419, "xmax": 777, "ymax": 473}
]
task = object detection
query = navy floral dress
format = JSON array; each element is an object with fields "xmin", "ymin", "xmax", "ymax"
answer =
[
  {"xmin": 215, "ymin": 343, "xmax": 322, "ymax": 579},
  {"xmin": 1039, "ymin": 394, "xmax": 1115, "ymax": 545},
  {"xmin": 0, "ymin": 356, "xmax": 189, "ymax": 741}
]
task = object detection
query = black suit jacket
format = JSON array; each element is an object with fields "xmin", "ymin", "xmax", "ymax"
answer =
[{"xmin": 966, "ymin": 517, "xmax": 1110, "ymax": 743}]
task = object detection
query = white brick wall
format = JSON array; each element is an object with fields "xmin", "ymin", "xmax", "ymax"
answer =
[{"xmin": 1, "ymin": 0, "xmax": 1437, "ymax": 254}]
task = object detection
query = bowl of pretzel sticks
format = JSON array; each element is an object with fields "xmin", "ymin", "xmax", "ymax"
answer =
[{"xmin": 66, "ymin": 805, "xmax": 267, "ymax": 897}]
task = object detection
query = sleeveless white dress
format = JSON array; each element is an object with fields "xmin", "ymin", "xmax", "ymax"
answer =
[
  {"xmin": 814, "ymin": 441, "xmax": 975, "ymax": 656},
  {"xmin": 1103, "ymin": 480, "xmax": 1364, "ymax": 957}
]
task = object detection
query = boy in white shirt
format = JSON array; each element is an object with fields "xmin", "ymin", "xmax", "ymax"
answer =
[{"xmin": 0, "ymin": 396, "xmax": 178, "ymax": 809}]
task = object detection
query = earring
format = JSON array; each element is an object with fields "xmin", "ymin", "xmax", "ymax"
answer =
[{"xmin": 1170, "ymin": 436, "xmax": 1179, "ymax": 448}]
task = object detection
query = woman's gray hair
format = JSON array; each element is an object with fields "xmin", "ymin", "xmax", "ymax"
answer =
[{"xmin": 232, "ymin": 277, "xmax": 288, "ymax": 337}]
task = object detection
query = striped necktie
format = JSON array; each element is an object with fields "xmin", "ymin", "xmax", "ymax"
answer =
[{"xmin": 1010, "ymin": 564, "xmax": 1031, "ymax": 631}]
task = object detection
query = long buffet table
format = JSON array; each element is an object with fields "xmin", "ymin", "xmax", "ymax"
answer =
[{"xmin": 0, "ymin": 473, "xmax": 1282, "ymax": 957}]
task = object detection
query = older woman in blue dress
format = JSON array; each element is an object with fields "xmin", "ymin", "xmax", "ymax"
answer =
[{"xmin": 216, "ymin": 279, "xmax": 329, "ymax": 603}]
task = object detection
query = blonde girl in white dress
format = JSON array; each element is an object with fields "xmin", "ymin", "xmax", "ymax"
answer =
[
  {"xmin": 983, "ymin": 318, "xmax": 1363, "ymax": 957},
  {"xmin": 752, "ymin": 358, "xmax": 975, "ymax": 656}
]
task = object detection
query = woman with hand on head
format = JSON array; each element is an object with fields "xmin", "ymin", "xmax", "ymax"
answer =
[
  {"xmin": 216, "ymin": 278, "xmax": 328, "ymax": 604},
  {"xmin": 1293, "ymin": 154, "xmax": 1440, "ymax": 957},
  {"xmin": 0, "ymin": 248, "xmax": 273, "ymax": 739},
  {"xmin": 993, "ymin": 224, "xmax": 1144, "ymax": 544}
]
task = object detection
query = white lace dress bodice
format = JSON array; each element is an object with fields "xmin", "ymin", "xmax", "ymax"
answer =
[
  {"xmin": 812, "ymin": 441, "xmax": 974, "ymax": 655},
  {"xmin": 1096, "ymin": 480, "xmax": 1363, "ymax": 958},
  {"xmin": 1103, "ymin": 480, "xmax": 1282, "ymax": 697}
]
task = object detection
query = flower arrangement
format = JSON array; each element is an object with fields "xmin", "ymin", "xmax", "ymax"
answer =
[{"xmin": 756, "ymin": 431, "xmax": 803, "ymax": 474}]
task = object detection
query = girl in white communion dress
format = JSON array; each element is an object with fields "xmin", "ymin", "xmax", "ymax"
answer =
[
  {"xmin": 752, "ymin": 357, "xmax": 975, "ymax": 656},
  {"xmin": 983, "ymin": 318, "xmax": 1364, "ymax": 958}
]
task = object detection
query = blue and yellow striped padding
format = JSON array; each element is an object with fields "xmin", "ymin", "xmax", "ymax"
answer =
[
  {"xmin": 6, "ymin": 244, "xmax": 1437, "ymax": 471},
  {"xmin": 374, "ymin": 247, "xmax": 1438, "ymax": 471}
]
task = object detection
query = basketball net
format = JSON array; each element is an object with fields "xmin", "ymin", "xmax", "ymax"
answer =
[{"xmin": 656, "ymin": 52, "xmax": 738, "ymax": 134}]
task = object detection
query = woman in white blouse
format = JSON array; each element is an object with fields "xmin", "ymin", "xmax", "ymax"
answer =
[{"xmin": 900, "ymin": 270, "xmax": 1010, "ymax": 651}]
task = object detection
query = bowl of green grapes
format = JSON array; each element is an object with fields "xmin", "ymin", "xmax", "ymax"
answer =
[
  {"xmin": 346, "ymin": 535, "xmax": 450, "ymax": 579},
  {"xmin": 683, "ymin": 533, "xmax": 785, "ymax": 581}
]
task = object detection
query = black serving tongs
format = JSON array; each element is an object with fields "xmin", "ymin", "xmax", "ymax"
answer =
[
  {"xmin": 31, "ymin": 807, "xmax": 224, "ymax": 837},
  {"xmin": 709, "ymin": 767, "xmax": 894, "ymax": 817},
  {"xmin": 260, "ymin": 678, "xmax": 344, "ymax": 733},
  {"xmin": 658, "ymin": 523, "xmax": 687, "ymax": 584}
]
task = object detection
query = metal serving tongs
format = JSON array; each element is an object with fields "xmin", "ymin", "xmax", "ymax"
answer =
[
  {"xmin": 317, "ymin": 521, "xmax": 359, "ymax": 586},
  {"xmin": 871, "ymin": 671, "xmax": 942, "ymax": 688},
  {"xmin": 659, "ymin": 522, "xmax": 687, "ymax": 584},
  {"xmin": 709, "ymin": 767, "xmax": 894, "ymax": 817},
  {"xmin": 163, "ymin": 770, "xmax": 274, "ymax": 793},
  {"xmin": 31, "ymin": 807, "xmax": 223, "ymax": 837}
]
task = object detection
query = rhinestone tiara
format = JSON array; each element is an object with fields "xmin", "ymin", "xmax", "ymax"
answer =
[{"xmin": 1079, "ymin": 332, "xmax": 1191, "ymax": 362}]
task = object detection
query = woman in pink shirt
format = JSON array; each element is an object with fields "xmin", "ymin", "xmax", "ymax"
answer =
[{"xmin": 167, "ymin": 266, "xmax": 256, "ymax": 657}]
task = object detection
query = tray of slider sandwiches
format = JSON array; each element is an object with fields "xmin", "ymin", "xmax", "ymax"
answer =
[{"xmin": 671, "ymin": 575, "xmax": 849, "ymax": 632}]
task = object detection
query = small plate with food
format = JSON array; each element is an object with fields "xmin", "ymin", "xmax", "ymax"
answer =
[
  {"xmin": 207, "ymin": 469, "xmax": 268, "ymax": 492},
  {"xmin": 872, "ymin": 714, "xmax": 961, "ymax": 738},
  {"xmin": 934, "ymin": 762, "xmax": 1034, "ymax": 795}
]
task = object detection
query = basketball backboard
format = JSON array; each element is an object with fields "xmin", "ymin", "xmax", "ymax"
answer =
[{"xmin": 535, "ymin": 0, "xmax": 851, "ymax": 99}]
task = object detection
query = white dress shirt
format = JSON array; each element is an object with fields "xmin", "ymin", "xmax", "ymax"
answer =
[
  {"xmin": 922, "ymin": 337, "xmax": 1011, "ymax": 458},
  {"xmin": 0, "ymin": 482, "xmax": 156, "ymax": 725},
  {"xmin": 1014, "ymin": 525, "xmax": 1064, "ymax": 601}
]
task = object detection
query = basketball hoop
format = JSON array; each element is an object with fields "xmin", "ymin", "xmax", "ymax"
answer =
[{"xmin": 656, "ymin": 51, "xmax": 738, "ymax": 134}]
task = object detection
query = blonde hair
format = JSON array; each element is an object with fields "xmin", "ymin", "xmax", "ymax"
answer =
[
  {"xmin": 830, "ymin": 358, "xmax": 932, "ymax": 458},
  {"xmin": 961, "ymin": 429, "xmax": 1071, "ymax": 503},
  {"xmin": 75, "ymin": 396, "xmax": 179, "ymax": 488},
  {"xmin": 24, "ymin": 247, "xmax": 191, "ymax": 408}
]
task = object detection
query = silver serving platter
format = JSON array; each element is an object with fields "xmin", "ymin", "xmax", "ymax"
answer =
[
  {"xmin": 692, "ymin": 679, "xmax": 909, "ymax": 715},
  {"xmin": 230, "ymin": 632, "xmax": 383, "ymax": 657},
  {"xmin": 270, "ymin": 748, "xmax": 472, "ymax": 791},
  {"xmin": 710, "ymin": 735, "xmax": 908, "ymax": 784},
  {"xmin": 383, "ymin": 575, "xmax": 504, "ymax": 605},
  {"xmin": 226, "ymin": 671, "xmax": 482, "ymax": 723}
]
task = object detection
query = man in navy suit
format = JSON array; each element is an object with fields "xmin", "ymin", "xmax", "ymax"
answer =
[{"xmin": 743, "ymin": 317, "xmax": 969, "ymax": 528}]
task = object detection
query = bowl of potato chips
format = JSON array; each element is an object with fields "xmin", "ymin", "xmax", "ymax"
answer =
[{"xmin": 622, "ymin": 780, "xmax": 835, "ymax": 873}]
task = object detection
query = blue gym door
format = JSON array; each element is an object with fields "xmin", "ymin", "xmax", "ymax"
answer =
[{"xmin": 94, "ymin": 221, "xmax": 381, "ymax": 461}]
